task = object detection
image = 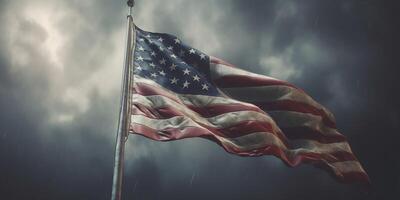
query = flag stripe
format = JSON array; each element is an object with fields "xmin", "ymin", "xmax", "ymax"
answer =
[
  {"xmin": 323, "ymin": 161, "xmax": 370, "ymax": 183},
  {"xmin": 210, "ymin": 63, "xmax": 298, "ymax": 89},
  {"xmin": 268, "ymin": 111, "xmax": 342, "ymax": 139},
  {"xmin": 209, "ymin": 56, "xmax": 235, "ymax": 67},
  {"xmin": 214, "ymin": 74, "xmax": 299, "ymax": 89},
  {"xmin": 221, "ymin": 85, "xmax": 322, "ymax": 109},
  {"xmin": 281, "ymin": 127, "xmax": 346, "ymax": 143},
  {"xmin": 254, "ymin": 100, "xmax": 336, "ymax": 128},
  {"xmin": 331, "ymin": 161, "xmax": 365, "ymax": 174}
]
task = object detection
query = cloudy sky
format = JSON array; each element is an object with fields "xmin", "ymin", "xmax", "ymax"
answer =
[{"xmin": 0, "ymin": 0, "xmax": 399, "ymax": 199}]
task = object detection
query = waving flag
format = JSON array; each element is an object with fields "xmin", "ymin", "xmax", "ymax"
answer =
[{"xmin": 129, "ymin": 22, "xmax": 369, "ymax": 183}]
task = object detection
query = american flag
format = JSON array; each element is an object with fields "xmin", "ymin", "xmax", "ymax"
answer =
[{"xmin": 129, "ymin": 22, "xmax": 369, "ymax": 183}]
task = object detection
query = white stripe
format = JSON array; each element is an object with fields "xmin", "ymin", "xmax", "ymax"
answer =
[
  {"xmin": 132, "ymin": 114, "xmax": 202, "ymax": 130},
  {"xmin": 331, "ymin": 161, "xmax": 365, "ymax": 174},
  {"xmin": 210, "ymin": 63, "xmax": 278, "ymax": 80},
  {"xmin": 269, "ymin": 111, "xmax": 342, "ymax": 138},
  {"xmin": 289, "ymin": 140, "xmax": 353, "ymax": 155},
  {"xmin": 216, "ymin": 132, "xmax": 286, "ymax": 152},
  {"xmin": 132, "ymin": 110, "xmax": 277, "ymax": 130}
]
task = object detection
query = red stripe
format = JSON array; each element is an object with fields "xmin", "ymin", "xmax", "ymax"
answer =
[
  {"xmin": 337, "ymin": 172, "xmax": 371, "ymax": 184},
  {"xmin": 329, "ymin": 152, "xmax": 357, "ymax": 162},
  {"xmin": 131, "ymin": 122, "xmax": 212, "ymax": 141},
  {"xmin": 315, "ymin": 163, "xmax": 370, "ymax": 184},
  {"xmin": 188, "ymin": 103, "xmax": 264, "ymax": 118},
  {"xmin": 210, "ymin": 56, "xmax": 235, "ymax": 67},
  {"xmin": 255, "ymin": 100, "xmax": 336, "ymax": 129},
  {"xmin": 214, "ymin": 75, "xmax": 302, "ymax": 90},
  {"xmin": 133, "ymin": 82, "xmax": 181, "ymax": 103}
]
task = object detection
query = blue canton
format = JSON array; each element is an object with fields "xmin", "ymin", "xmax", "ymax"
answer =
[{"xmin": 134, "ymin": 27, "xmax": 220, "ymax": 96}]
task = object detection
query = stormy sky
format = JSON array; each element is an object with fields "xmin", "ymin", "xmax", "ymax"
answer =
[{"xmin": 0, "ymin": 0, "xmax": 399, "ymax": 199}]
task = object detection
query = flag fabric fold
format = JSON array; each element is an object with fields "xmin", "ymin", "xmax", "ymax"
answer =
[{"xmin": 129, "ymin": 25, "xmax": 369, "ymax": 184}]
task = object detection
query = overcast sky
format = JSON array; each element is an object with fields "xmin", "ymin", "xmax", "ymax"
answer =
[{"xmin": 0, "ymin": 0, "xmax": 399, "ymax": 199}]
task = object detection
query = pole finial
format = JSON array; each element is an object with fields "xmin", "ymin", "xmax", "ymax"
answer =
[{"xmin": 127, "ymin": 0, "xmax": 135, "ymax": 7}]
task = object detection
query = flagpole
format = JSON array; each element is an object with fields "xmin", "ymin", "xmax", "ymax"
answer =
[{"xmin": 111, "ymin": 1, "xmax": 135, "ymax": 200}]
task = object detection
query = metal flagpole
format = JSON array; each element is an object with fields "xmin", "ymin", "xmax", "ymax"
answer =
[{"xmin": 111, "ymin": 1, "xmax": 135, "ymax": 200}]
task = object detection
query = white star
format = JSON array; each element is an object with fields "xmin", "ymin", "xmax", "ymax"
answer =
[
  {"xmin": 174, "ymin": 38, "xmax": 181, "ymax": 44},
  {"xmin": 193, "ymin": 75, "xmax": 200, "ymax": 81},
  {"xmin": 137, "ymin": 56, "xmax": 144, "ymax": 61},
  {"xmin": 183, "ymin": 68, "xmax": 190, "ymax": 75},
  {"xmin": 146, "ymin": 34, "xmax": 151, "ymax": 38},
  {"xmin": 160, "ymin": 58, "xmax": 166, "ymax": 65},
  {"xmin": 183, "ymin": 81, "xmax": 190, "ymax": 88},
  {"xmin": 136, "ymin": 66, "xmax": 142, "ymax": 71},
  {"xmin": 171, "ymin": 54, "xmax": 177, "ymax": 59},
  {"xmin": 159, "ymin": 46, "xmax": 164, "ymax": 51},
  {"xmin": 150, "ymin": 73, "xmax": 158, "ymax": 78},
  {"xmin": 138, "ymin": 46, "xmax": 145, "ymax": 51},
  {"xmin": 202, "ymin": 84, "xmax": 209, "ymax": 91},
  {"xmin": 170, "ymin": 77, "xmax": 178, "ymax": 84},
  {"xmin": 139, "ymin": 38, "xmax": 145, "ymax": 42},
  {"xmin": 150, "ymin": 51, "xmax": 157, "ymax": 57},
  {"xmin": 167, "ymin": 46, "xmax": 173, "ymax": 50},
  {"xmin": 149, "ymin": 63, "xmax": 156, "ymax": 68},
  {"xmin": 159, "ymin": 70, "xmax": 166, "ymax": 76},
  {"xmin": 149, "ymin": 40, "xmax": 154, "ymax": 44},
  {"xmin": 189, "ymin": 49, "xmax": 196, "ymax": 54},
  {"xmin": 158, "ymin": 37, "xmax": 164, "ymax": 42},
  {"xmin": 200, "ymin": 54, "xmax": 206, "ymax": 60},
  {"xmin": 169, "ymin": 63, "xmax": 177, "ymax": 71}
]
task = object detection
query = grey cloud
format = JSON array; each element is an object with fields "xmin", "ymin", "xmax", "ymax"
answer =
[{"xmin": 0, "ymin": 0, "xmax": 399, "ymax": 200}]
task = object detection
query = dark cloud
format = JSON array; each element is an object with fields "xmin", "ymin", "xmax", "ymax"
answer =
[{"xmin": 0, "ymin": 0, "xmax": 399, "ymax": 200}]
